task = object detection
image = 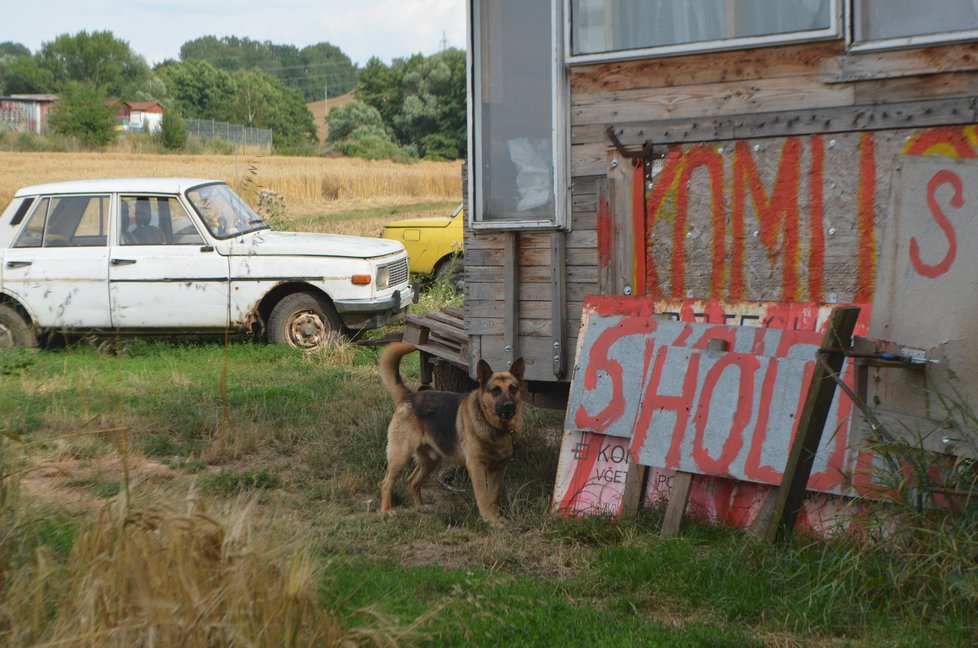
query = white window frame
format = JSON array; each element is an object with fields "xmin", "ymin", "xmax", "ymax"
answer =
[
  {"xmin": 468, "ymin": 0, "xmax": 570, "ymax": 231},
  {"xmin": 564, "ymin": 0, "xmax": 843, "ymax": 65},
  {"xmin": 846, "ymin": 1, "xmax": 978, "ymax": 51}
]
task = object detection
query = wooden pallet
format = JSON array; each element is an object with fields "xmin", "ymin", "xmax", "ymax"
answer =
[{"xmin": 402, "ymin": 306, "xmax": 469, "ymax": 374}]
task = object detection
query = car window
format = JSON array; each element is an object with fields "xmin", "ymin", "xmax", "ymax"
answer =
[
  {"xmin": 12, "ymin": 197, "xmax": 48, "ymax": 248},
  {"xmin": 121, "ymin": 195, "xmax": 205, "ymax": 246},
  {"xmin": 12, "ymin": 195, "xmax": 108, "ymax": 248},
  {"xmin": 187, "ymin": 183, "xmax": 269, "ymax": 239}
]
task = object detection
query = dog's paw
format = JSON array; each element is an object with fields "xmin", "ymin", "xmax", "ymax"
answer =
[{"xmin": 484, "ymin": 516, "xmax": 508, "ymax": 529}]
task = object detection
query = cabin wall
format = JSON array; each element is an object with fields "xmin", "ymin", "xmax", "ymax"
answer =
[{"xmin": 466, "ymin": 39, "xmax": 978, "ymax": 385}]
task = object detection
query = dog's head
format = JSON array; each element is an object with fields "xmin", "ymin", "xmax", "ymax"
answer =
[{"xmin": 476, "ymin": 357, "xmax": 525, "ymax": 431}]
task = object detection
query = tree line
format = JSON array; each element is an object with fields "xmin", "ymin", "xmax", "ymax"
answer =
[{"xmin": 0, "ymin": 32, "xmax": 467, "ymax": 160}]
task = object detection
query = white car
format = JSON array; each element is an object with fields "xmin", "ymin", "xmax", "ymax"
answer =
[{"xmin": 0, "ymin": 178, "xmax": 414, "ymax": 349}]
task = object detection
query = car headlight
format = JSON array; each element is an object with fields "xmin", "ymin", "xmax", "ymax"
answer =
[{"xmin": 376, "ymin": 265, "xmax": 390, "ymax": 289}]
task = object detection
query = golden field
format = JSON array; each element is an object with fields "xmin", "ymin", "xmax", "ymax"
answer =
[{"xmin": 0, "ymin": 151, "xmax": 463, "ymax": 235}]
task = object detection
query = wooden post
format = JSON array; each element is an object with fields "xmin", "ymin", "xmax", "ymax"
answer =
[
  {"xmin": 619, "ymin": 463, "xmax": 648, "ymax": 516},
  {"xmin": 550, "ymin": 231, "xmax": 567, "ymax": 379},
  {"xmin": 760, "ymin": 306, "xmax": 861, "ymax": 544},
  {"xmin": 661, "ymin": 472, "xmax": 694, "ymax": 536},
  {"xmin": 503, "ymin": 231, "xmax": 519, "ymax": 366}
]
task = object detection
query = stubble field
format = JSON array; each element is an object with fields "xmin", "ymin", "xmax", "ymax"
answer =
[{"xmin": 0, "ymin": 151, "xmax": 463, "ymax": 236}]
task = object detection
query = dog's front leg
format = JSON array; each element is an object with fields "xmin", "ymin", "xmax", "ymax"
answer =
[{"xmin": 467, "ymin": 459, "xmax": 505, "ymax": 527}]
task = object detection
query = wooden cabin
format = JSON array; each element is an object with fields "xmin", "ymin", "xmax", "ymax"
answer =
[
  {"xmin": 451, "ymin": 1, "xmax": 978, "ymax": 410},
  {"xmin": 409, "ymin": 1, "xmax": 978, "ymax": 523}
]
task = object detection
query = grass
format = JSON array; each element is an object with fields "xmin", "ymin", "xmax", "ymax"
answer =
[
  {"xmin": 1, "ymin": 330, "xmax": 976, "ymax": 646},
  {"xmin": 0, "ymin": 159, "xmax": 973, "ymax": 643}
]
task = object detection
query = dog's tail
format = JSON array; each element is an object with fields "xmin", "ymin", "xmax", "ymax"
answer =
[{"xmin": 380, "ymin": 341, "xmax": 415, "ymax": 404}]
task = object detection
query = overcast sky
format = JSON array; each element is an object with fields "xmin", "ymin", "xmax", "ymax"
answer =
[{"xmin": 0, "ymin": 0, "xmax": 466, "ymax": 66}]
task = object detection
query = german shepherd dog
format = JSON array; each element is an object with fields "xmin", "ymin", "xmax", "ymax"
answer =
[{"xmin": 379, "ymin": 342, "xmax": 525, "ymax": 527}]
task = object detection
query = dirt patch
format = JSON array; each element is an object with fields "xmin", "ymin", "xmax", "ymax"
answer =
[{"xmin": 20, "ymin": 455, "xmax": 178, "ymax": 510}]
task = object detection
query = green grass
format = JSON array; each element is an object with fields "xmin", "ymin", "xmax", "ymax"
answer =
[
  {"xmin": 202, "ymin": 468, "xmax": 281, "ymax": 496},
  {"xmin": 2, "ymin": 326, "xmax": 976, "ymax": 646}
]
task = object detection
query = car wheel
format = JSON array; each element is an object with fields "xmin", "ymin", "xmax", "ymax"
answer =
[
  {"xmin": 0, "ymin": 304, "xmax": 38, "ymax": 348},
  {"xmin": 434, "ymin": 256, "xmax": 464, "ymax": 293},
  {"xmin": 267, "ymin": 293, "xmax": 342, "ymax": 350}
]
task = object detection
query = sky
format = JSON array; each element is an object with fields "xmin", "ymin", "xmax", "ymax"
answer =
[{"xmin": 0, "ymin": 0, "xmax": 466, "ymax": 67}]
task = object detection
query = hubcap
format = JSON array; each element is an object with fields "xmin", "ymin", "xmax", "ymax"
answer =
[{"xmin": 287, "ymin": 310, "xmax": 328, "ymax": 349}]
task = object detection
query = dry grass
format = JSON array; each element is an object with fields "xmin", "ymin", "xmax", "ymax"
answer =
[
  {"xmin": 0, "ymin": 151, "xmax": 462, "ymax": 220},
  {"xmin": 2, "ymin": 496, "xmax": 408, "ymax": 647}
]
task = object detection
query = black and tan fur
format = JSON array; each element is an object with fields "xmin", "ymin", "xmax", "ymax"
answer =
[{"xmin": 379, "ymin": 341, "xmax": 524, "ymax": 527}]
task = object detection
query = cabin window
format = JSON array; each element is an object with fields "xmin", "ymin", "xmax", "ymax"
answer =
[
  {"xmin": 569, "ymin": 0, "xmax": 838, "ymax": 61},
  {"xmin": 470, "ymin": 0, "xmax": 567, "ymax": 229},
  {"xmin": 851, "ymin": 0, "xmax": 978, "ymax": 48}
]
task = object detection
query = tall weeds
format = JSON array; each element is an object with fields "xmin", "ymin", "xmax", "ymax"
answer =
[{"xmin": 0, "ymin": 493, "xmax": 407, "ymax": 647}]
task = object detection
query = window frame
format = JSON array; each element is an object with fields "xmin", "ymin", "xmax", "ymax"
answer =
[
  {"xmin": 468, "ymin": 0, "xmax": 570, "ymax": 231},
  {"xmin": 846, "ymin": 0, "xmax": 978, "ymax": 51},
  {"xmin": 564, "ymin": 0, "xmax": 843, "ymax": 65}
]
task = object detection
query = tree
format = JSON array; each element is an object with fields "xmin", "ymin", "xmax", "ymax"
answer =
[
  {"xmin": 155, "ymin": 59, "xmax": 235, "ymax": 119},
  {"xmin": 297, "ymin": 42, "xmax": 357, "ymax": 101},
  {"xmin": 226, "ymin": 69, "xmax": 317, "ymax": 150},
  {"xmin": 326, "ymin": 100, "xmax": 412, "ymax": 161},
  {"xmin": 179, "ymin": 36, "xmax": 358, "ymax": 102},
  {"xmin": 47, "ymin": 81, "xmax": 116, "ymax": 146},
  {"xmin": 0, "ymin": 41, "xmax": 30, "ymax": 58},
  {"xmin": 0, "ymin": 55, "xmax": 54, "ymax": 94},
  {"xmin": 157, "ymin": 106, "xmax": 187, "ymax": 150},
  {"xmin": 37, "ymin": 31, "xmax": 155, "ymax": 99},
  {"xmin": 327, "ymin": 100, "xmax": 388, "ymax": 143},
  {"xmin": 356, "ymin": 49, "xmax": 466, "ymax": 160}
]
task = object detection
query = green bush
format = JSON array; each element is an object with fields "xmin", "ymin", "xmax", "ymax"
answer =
[
  {"xmin": 157, "ymin": 108, "xmax": 187, "ymax": 150},
  {"xmin": 47, "ymin": 81, "xmax": 116, "ymax": 147}
]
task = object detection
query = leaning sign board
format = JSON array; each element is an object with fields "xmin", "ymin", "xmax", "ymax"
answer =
[{"xmin": 553, "ymin": 296, "xmax": 872, "ymax": 521}]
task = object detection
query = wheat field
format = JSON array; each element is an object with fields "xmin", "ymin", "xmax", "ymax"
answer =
[{"xmin": 0, "ymin": 151, "xmax": 463, "ymax": 222}]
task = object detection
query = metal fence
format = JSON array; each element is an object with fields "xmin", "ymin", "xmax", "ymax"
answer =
[{"xmin": 185, "ymin": 118, "xmax": 273, "ymax": 151}]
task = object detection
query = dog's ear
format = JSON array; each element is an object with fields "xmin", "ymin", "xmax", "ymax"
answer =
[
  {"xmin": 510, "ymin": 357, "xmax": 525, "ymax": 383},
  {"xmin": 477, "ymin": 359, "xmax": 493, "ymax": 387}
]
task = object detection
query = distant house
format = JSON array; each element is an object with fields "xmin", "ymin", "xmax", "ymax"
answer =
[
  {"xmin": 0, "ymin": 95, "xmax": 57, "ymax": 134},
  {"xmin": 107, "ymin": 99, "xmax": 165, "ymax": 133}
]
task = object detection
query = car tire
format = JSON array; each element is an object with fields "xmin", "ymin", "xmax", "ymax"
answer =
[
  {"xmin": 434, "ymin": 256, "xmax": 464, "ymax": 293},
  {"xmin": 267, "ymin": 292, "xmax": 342, "ymax": 350},
  {"xmin": 0, "ymin": 304, "xmax": 38, "ymax": 348}
]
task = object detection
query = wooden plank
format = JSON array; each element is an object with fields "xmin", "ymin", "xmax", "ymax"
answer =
[
  {"xmin": 479, "ymin": 336, "xmax": 571, "ymax": 382},
  {"xmin": 468, "ymin": 300, "xmax": 583, "ymax": 321},
  {"xmin": 571, "ymin": 41, "xmax": 842, "ymax": 94},
  {"xmin": 551, "ymin": 231, "xmax": 567, "ymax": 379},
  {"xmin": 822, "ymin": 43, "xmax": 978, "ymax": 84},
  {"xmin": 761, "ymin": 306, "xmax": 861, "ymax": 544},
  {"xmin": 571, "ymin": 75, "xmax": 854, "ymax": 126},
  {"xmin": 466, "ymin": 282, "xmax": 596, "ymax": 302},
  {"xmin": 852, "ymin": 71, "xmax": 978, "ymax": 106},
  {"xmin": 503, "ymin": 231, "xmax": 519, "ymax": 365},
  {"xmin": 619, "ymin": 463, "xmax": 648, "ymax": 517},
  {"xmin": 571, "ymin": 142, "xmax": 608, "ymax": 176},
  {"xmin": 465, "ymin": 265, "xmax": 598, "ymax": 284},
  {"xmin": 660, "ymin": 472, "xmax": 694, "ymax": 536},
  {"xmin": 603, "ymin": 97, "xmax": 978, "ymax": 147}
]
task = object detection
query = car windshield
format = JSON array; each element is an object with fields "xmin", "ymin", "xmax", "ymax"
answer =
[{"xmin": 186, "ymin": 183, "xmax": 269, "ymax": 239}]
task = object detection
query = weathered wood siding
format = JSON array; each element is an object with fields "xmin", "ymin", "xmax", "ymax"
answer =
[{"xmin": 467, "ymin": 39, "xmax": 978, "ymax": 383}]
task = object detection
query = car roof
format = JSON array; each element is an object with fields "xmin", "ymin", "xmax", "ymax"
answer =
[{"xmin": 14, "ymin": 178, "xmax": 221, "ymax": 197}]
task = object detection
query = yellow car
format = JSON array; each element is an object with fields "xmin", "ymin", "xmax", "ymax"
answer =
[{"xmin": 382, "ymin": 203, "xmax": 463, "ymax": 289}]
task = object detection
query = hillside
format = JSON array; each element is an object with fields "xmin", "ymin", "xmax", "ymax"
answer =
[{"xmin": 307, "ymin": 91, "xmax": 355, "ymax": 144}]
